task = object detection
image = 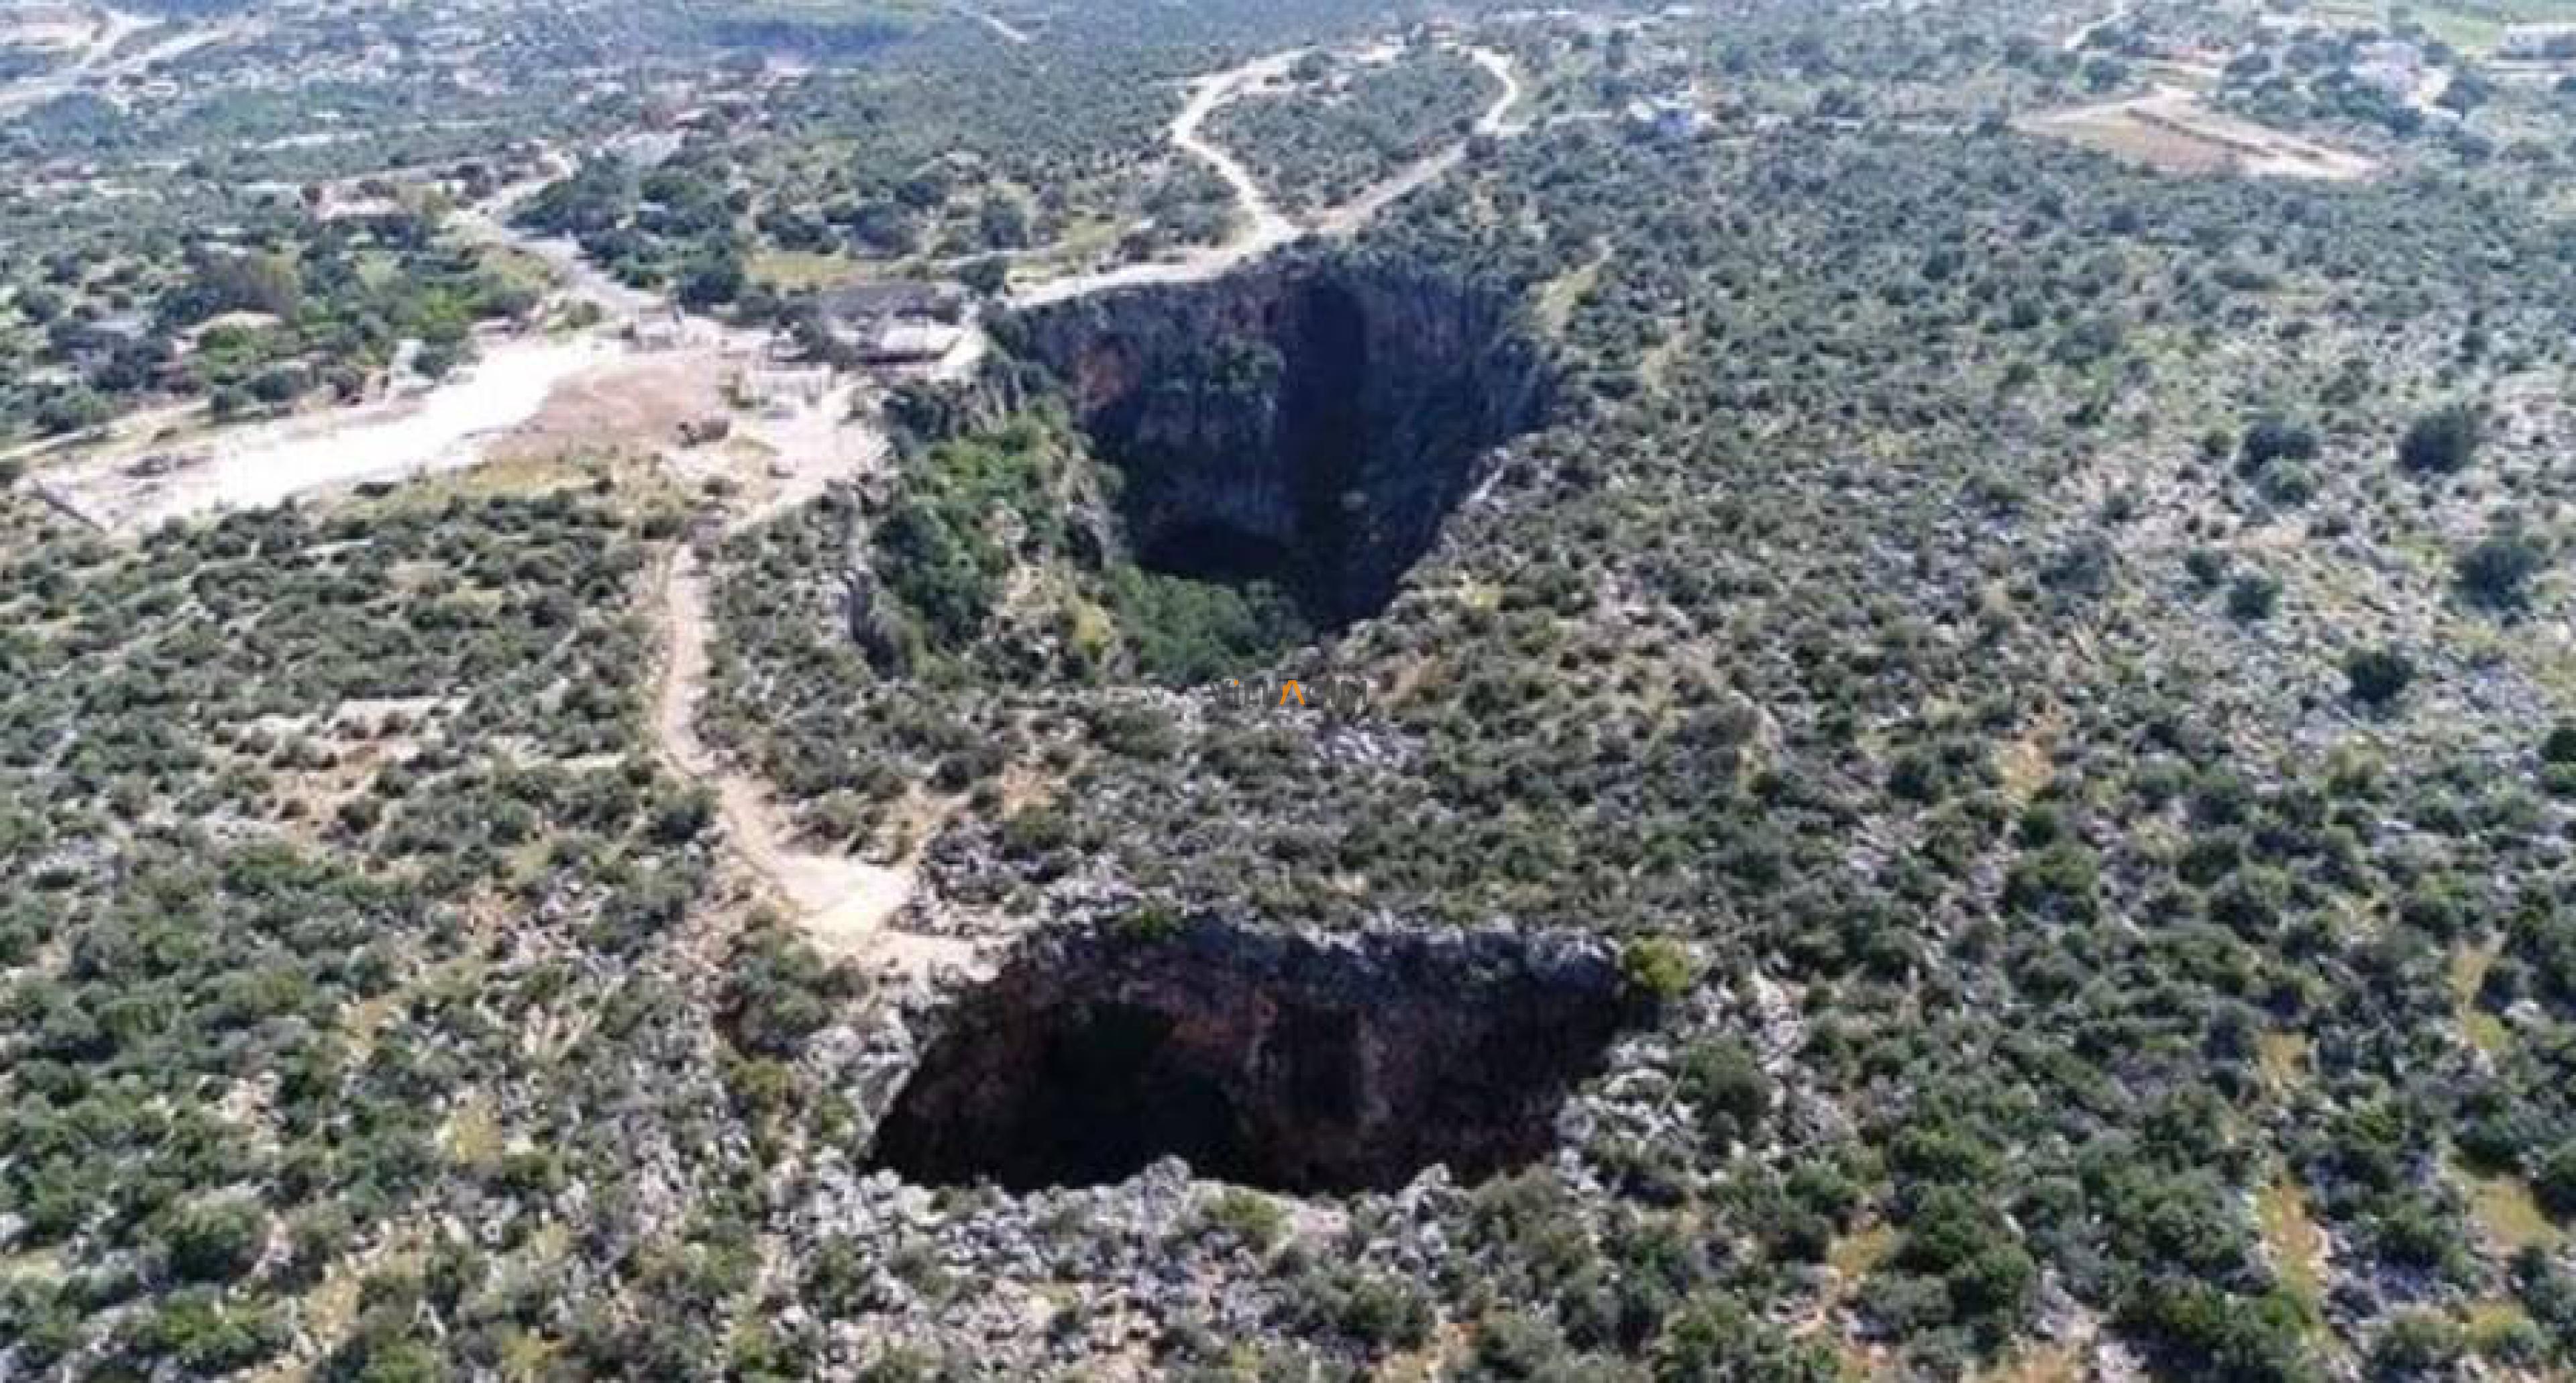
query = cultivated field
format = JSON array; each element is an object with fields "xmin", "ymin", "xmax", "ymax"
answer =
[{"xmin": 2021, "ymin": 86, "xmax": 2380, "ymax": 180}]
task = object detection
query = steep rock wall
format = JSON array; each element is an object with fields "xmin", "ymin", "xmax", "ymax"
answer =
[
  {"xmin": 865, "ymin": 920, "xmax": 1651, "ymax": 1195},
  {"xmin": 1000, "ymin": 252, "xmax": 1549, "ymax": 626}
]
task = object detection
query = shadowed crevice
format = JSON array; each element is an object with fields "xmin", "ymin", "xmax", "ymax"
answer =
[
  {"xmin": 1004, "ymin": 253, "xmax": 1549, "ymax": 628},
  {"xmin": 865, "ymin": 922, "xmax": 1650, "ymax": 1195}
]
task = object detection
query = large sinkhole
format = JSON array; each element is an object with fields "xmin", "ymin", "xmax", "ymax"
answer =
[
  {"xmin": 866, "ymin": 922, "xmax": 1653, "ymax": 1195},
  {"xmin": 1004, "ymin": 252, "xmax": 1550, "ymax": 629}
]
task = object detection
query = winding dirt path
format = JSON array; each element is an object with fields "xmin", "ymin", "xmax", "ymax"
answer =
[
  {"xmin": 448, "ymin": 180, "xmax": 962, "ymax": 973},
  {"xmin": 1173, "ymin": 54, "xmax": 1303, "ymax": 250},
  {"xmin": 1466, "ymin": 45, "xmax": 1525, "ymax": 135},
  {"xmin": 639, "ymin": 367, "xmax": 982, "ymax": 972},
  {"xmin": 644, "ymin": 365, "xmax": 1002, "ymax": 977},
  {"xmin": 449, "ymin": 167, "xmax": 667, "ymax": 322},
  {"xmin": 0, "ymin": 5, "xmax": 142, "ymax": 116},
  {"xmin": 655, "ymin": 543, "xmax": 928, "ymax": 964},
  {"xmin": 2062, "ymin": 1, "xmax": 2131, "ymax": 53},
  {"xmin": 1008, "ymin": 49, "xmax": 1308, "ymax": 309},
  {"xmin": 1316, "ymin": 45, "xmax": 1520, "ymax": 237},
  {"xmin": 0, "ymin": 9, "xmax": 254, "ymax": 119},
  {"xmin": 1008, "ymin": 42, "xmax": 1519, "ymax": 307},
  {"xmin": 546, "ymin": 38, "xmax": 1522, "ymax": 972},
  {"xmin": 953, "ymin": 3, "xmax": 1031, "ymax": 45}
]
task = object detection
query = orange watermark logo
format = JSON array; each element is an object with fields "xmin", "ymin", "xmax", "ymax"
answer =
[{"xmin": 1220, "ymin": 674, "xmax": 1369, "ymax": 712}]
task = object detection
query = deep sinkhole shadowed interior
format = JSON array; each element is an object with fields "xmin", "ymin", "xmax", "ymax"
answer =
[
  {"xmin": 1006, "ymin": 254, "xmax": 1551, "ymax": 630},
  {"xmin": 865, "ymin": 924, "xmax": 1652, "ymax": 1195}
]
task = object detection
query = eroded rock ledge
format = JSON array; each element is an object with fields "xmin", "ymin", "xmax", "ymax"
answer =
[{"xmin": 864, "ymin": 919, "xmax": 1654, "ymax": 1195}]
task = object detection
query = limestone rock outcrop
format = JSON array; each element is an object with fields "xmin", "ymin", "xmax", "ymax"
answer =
[
  {"xmin": 865, "ymin": 919, "xmax": 1652, "ymax": 1195},
  {"xmin": 1000, "ymin": 251, "xmax": 1548, "ymax": 626}
]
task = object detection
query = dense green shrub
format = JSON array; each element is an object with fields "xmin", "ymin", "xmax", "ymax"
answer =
[
  {"xmin": 2397, "ymin": 404, "xmax": 2483, "ymax": 476},
  {"xmin": 2343, "ymin": 647, "xmax": 2416, "ymax": 707}
]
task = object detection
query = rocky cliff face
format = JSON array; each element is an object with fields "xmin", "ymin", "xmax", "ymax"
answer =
[
  {"xmin": 1002, "ymin": 252, "xmax": 1550, "ymax": 627},
  {"xmin": 865, "ymin": 920, "xmax": 1652, "ymax": 1195}
]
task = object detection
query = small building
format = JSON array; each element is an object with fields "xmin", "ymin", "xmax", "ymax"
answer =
[
  {"xmin": 817, "ymin": 280, "xmax": 964, "ymax": 330},
  {"xmin": 863, "ymin": 322, "xmax": 968, "ymax": 366},
  {"xmin": 631, "ymin": 312, "xmax": 691, "ymax": 352},
  {"xmin": 52, "ymin": 312, "xmax": 152, "ymax": 370},
  {"xmin": 812, "ymin": 280, "xmax": 969, "ymax": 366},
  {"xmin": 733, "ymin": 364, "xmax": 834, "ymax": 407},
  {"xmin": 1623, "ymin": 95, "xmax": 1709, "ymax": 140},
  {"xmin": 2349, "ymin": 39, "xmax": 2425, "ymax": 100},
  {"xmin": 2499, "ymin": 23, "xmax": 2576, "ymax": 59}
]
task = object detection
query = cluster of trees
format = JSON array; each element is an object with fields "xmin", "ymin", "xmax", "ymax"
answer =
[
  {"xmin": 2215, "ymin": 17, "xmax": 2514, "ymax": 142},
  {"xmin": 500, "ymin": 0, "xmax": 1513, "ymax": 294},
  {"xmin": 867, "ymin": 420, "xmax": 1071, "ymax": 651},
  {"xmin": 0, "ymin": 0, "xmax": 680, "ymax": 183},
  {"xmin": 0, "ymin": 490, "xmax": 756, "ymax": 1373},
  {"xmin": 1, "ymin": 189, "xmax": 534, "ymax": 440},
  {"xmin": 706, "ymin": 401, "xmax": 1338, "ymax": 850},
  {"xmin": 1208, "ymin": 47, "xmax": 1495, "ymax": 216},
  {"xmin": 518, "ymin": 152, "xmax": 753, "ymax": 309}
]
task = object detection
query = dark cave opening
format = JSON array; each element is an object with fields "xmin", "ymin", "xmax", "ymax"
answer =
[
  {"xmin": 1137, "ymin": 520, "xmax": 1301, "ymax": 590},
  {"xmin": 1008, "ymin": 254, "xmax": 1550, "ymax": 632},
  {"xmin": 1275, "ymin": 277, "xmax": 1370, "ymax": 613},
  {"xmin": 864, "ymin": 923, "xmax": 1652, "ymax": 1196}
]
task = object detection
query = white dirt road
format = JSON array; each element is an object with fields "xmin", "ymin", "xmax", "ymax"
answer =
[
  {"xmin": 1316, "ymin": 45, "xmax": 1519, "ymax": 237},
  {"xmin": 654, "ymin": 541, "xmax": 941, "ymax": 966},
  {"xmin": 647, "ymin": 381, "xmax": 989, "ymax": 979},
  {"xmin": 1008, "ymin": 49, "xmax": 1309, "ymax": 309},
  {"xmin": 435, "ymin": 173, "xmax": 966, "ymax": 973},
  {"xmin": 953, "ymin": 3, "xmax": 1030, "ymax": 45},
  {"xmin": 2022, "ymin": 83, "xmax": 2379, "ymax": 181},
  {"xmin": 13, "ymin": 32, "xmax": 1524, "ymax": 979},
  {"xmin": 0, "ymin": 8, "xmax": 254, "ymax": 118},
  {"xmin": 449, "ymin": 176, "xmax": 668, "ymax": 323},
  {"xmin": 37, "ymin": 334, "xmax": 623, "ymax": 531},
  {"xmin": 1009, "ymin": 42, "xmax": 1521, "ymax": 305}
]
